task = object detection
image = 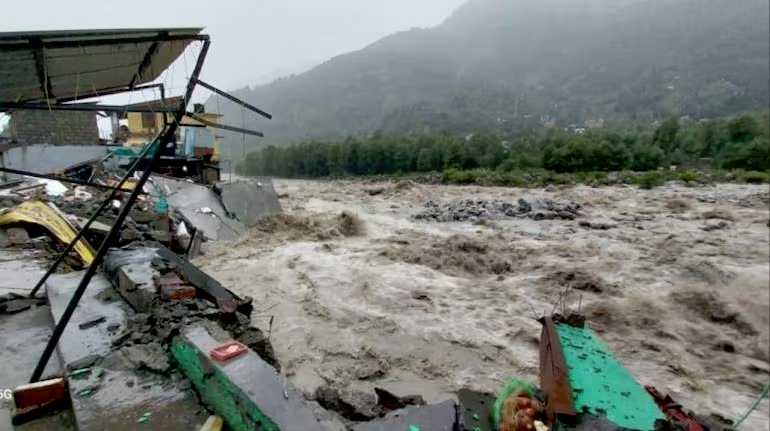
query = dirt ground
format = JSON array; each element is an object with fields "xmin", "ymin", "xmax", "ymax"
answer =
[{"xmin": 199, "ymin": 179, "xmax": 770, "ymax": 430}]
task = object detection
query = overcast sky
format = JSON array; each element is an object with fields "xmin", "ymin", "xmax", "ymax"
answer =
[{"xmin": 1, "ymin": 0, "xmax": 468, "ymax": 96}]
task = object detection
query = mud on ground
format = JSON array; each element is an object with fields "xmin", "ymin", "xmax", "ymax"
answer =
[{"xmin": 199, "ymin": 179, "xmax": 770, "ymax": 430}]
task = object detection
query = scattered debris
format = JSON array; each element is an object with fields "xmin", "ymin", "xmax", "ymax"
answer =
[
  {"xmin": 543, "ymin": 270, "xmax": 618, "ymax": 295},
  {"xmin": 374, "ymin": 387, "xmax": 426, "ymax": 412},
  {"xmin": 315, "ymin": 386, "xmax": 427, "ymax": 423},
  {"xmin": 700, "ymin": 220, "xmax": 729, "ymax": 231},
  {"xmin": 102, "ymin": 245, "xmax": 280, "ymax": 372},
  {"xmin": 209, "ymin": 341, "xmax": 249, "ymax": 363},
  {"xmin": 78, "ymin": 316, "xmax": 106, "ymax": 330},
  {"xmin": 137, "ymin": 412, "xmax": 152, "ymax": 424},
  {"xmin": 315, "ymin": 386, "xmax": 381, "ymax": 421},
  {"xmin": 578, "ymin": 219, "xmax": 618, "ymax": 230},
  {"xmin": 414, "ymin": 198, "xmax": 581, "ymax": 222},
  {"xmin": 120, "ymin": 342, "xmax": 171, "ymax": 373},
  {"xmin": 0, "ymin": 199, "xmax": 96, "ymax": 265},
  {"xmin": 200, "ymin": 415, "xmax": 224, "ymax": 431}
]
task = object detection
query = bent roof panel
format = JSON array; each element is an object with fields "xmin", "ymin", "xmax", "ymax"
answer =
[{"xmin": 0, "ymin": 28, "xmax": 204, "ymax": 104}]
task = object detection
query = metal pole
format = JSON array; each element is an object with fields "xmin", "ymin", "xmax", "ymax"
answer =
[
  {"xmin": 0, "ymin": 167, "xmax": 140, "ymax": 193},
  {"xmin": 27, "ymin": 139, "xmax": 159, "ymax": 298},
  {"xmin": 0, "ymin": 102, "xmax": 178, "ymax": 113},
  {"xmin": 190, "ymin": 78, "xmax": 272, "ymax": 119},
  {"xmin": 56, "ymin": 83, "xmax": 167, "ymax": 104},
  {"xmin": 29, "ymin": 38, "xmax": 210, "ymax": 383},
  {"xmin": 186, "ymin": 113, "xmax": 264, "ymax": 137}
]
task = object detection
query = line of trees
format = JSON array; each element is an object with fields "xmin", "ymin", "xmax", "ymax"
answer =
[{"xmin": 237, "ymin": 112, "xmax": 769, "ymax": 177}]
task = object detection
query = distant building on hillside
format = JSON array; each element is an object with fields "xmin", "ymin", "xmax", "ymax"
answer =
[{"xmin": 584, "ymin": 118, "xmax": 604, "ymax": 129}]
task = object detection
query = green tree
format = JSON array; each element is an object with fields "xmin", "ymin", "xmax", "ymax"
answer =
[
  {"xmin": 728, "ymin": 115, "xmax": 761, "ymax": 143},
  {"xmin": 630, "ymin": 141, "xmax": 665, "ymax": 171},
  {"xmin": 653, "ymin": 117, "xmax": 680, "ymax": 153},
  {"xmin": 416, "ymin": 148, "xmax": 433, "ymax": 172},
  {"xmin": 720, "ymin": 136, "xmax": 770, "ymax": 170}
]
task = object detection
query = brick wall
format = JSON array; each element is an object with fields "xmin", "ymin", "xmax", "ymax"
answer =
[{"xmin": 9, "ymin": 110, "xmax": 99, "ymax": 146}]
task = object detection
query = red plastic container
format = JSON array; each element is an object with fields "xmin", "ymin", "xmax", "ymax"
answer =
[{"xmin": 210, "ymin": 341, "xmax": 248, "ymax": 362}]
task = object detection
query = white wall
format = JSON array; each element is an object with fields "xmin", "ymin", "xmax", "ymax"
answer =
[{"xmin": 0, "ymin": 144, "xmax": 108, "ymax": 181}]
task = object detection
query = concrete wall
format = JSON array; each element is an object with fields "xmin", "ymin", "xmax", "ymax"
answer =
[
  {"xmin": 0, "ymin": 144, "xmax": 109, "ymax": 180},
  {"xmin": 9, "ymin": 110, "xmax": 99, "ymax": 146},
  {"xmin": 216, "ymin": 178, "xmax": 282, "ymax": 228}
]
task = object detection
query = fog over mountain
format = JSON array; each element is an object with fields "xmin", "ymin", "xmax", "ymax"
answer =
[{"xmin": 210, "ymin": 0, "xmax": 769, "ymax": 153}]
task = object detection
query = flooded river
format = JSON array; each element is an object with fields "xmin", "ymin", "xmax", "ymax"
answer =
[{"xmin": 199, "ymin": 179, "xmax": 770, "ymax": 430}]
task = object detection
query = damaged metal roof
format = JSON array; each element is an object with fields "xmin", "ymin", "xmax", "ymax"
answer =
[{"xmin": 0, "ymin": 28, "xmax": 204, "ymax": 104}]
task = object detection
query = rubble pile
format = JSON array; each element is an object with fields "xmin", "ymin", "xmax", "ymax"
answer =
[
  {"xmin": 414, "ymin": 197, "xmax": 582, "ymax": 222},
  {"xmin": 103, "ymin": 245, "xmax": 279, "ymax": 371},
  {"xmin": 0, "ymin": 166, "xmax": 283, "ymax": 276},
  {"xmin": 106, "ymin": 289, "xmax": 278, "ymax": 375},
  {"xmin": 314, "ymin": 386, "xmax": 426, "ymax": 423}
]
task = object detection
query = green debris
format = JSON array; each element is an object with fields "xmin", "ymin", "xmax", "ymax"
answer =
[
  {"xmin": 408, "ymin": 425, "xmax": 420, "ymax": 431},
  {"xmin": 69, "ymin": 368, "xmax": 91, "ymax": 379},
  {"xmin": 472, "ymin": 413, "xmax": 480, "ymax": 421},
  {"xmin": 77, "ymin": 388, "xmax": 96, "ymax": 398},
  {"xmin": 137, "ymin": 412, "xmax": 152, "ymax": 424}
]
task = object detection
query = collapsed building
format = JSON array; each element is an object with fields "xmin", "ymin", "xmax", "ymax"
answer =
[{"xmin": 0, "ymin": 28, "xmax": 755, "ymax": 431}]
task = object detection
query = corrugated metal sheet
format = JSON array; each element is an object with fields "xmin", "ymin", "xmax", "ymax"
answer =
[{"xmin": 0, "ymin": 28, "xmax": 203, "ymax": 103}]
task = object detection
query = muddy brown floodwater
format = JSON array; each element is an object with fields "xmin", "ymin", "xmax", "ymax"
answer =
[{"xmin": 199, "ymin": 179, "xmax": 770, "ymax": 431}]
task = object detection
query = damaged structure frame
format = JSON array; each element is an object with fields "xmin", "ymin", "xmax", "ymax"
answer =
[{"xmin": 0, "ymin": 28, "xmax": 271, "ymax": 384}]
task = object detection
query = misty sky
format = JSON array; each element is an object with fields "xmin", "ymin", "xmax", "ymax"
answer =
[{"xmin": 1, "ymin": 0, "xmax": 468, "ymax": 95}]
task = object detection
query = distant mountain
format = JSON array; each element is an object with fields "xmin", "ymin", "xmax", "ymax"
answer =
[{"xmin": 209, "ymin": 0, "xmax": 770, "ymax": 152}]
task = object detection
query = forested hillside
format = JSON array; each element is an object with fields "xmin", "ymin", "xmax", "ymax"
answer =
[
  {"xmin": 238, "ymin": 111, "xmax": 770, "ymax": 185},
  {"xmin": 210, "ymin": 0, "xmax": 769, "ymax": 152}
]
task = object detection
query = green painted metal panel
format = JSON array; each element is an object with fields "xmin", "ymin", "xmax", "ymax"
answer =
[
  {"xmin": 171, "ymin": 341, "xmax": 280, "ymax": 431},
  {"xmin": 557, "ymin": 324, "xmax": 665, "ymax": 430}
]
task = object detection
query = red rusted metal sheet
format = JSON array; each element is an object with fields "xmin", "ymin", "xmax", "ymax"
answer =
[
  {"xmin": 539, "ymin": 317, "xmax": 576, "ymax": 422},
  {"xmin": 646, "ymin": 386, "xmax": 706, "ymax": 431}
]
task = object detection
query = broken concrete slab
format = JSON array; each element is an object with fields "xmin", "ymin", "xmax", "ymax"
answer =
[
  {"xmin": 46, "ymin": 271, "xmax": 206, "ymax": 430},
  {"xmin": 456, "ymin": 388, "xmax": 494, "ymax": 431},
  {"xmin": 157, "ymin": 247, "xmax": 240, "ymax": 313},
  {"xmin": 0, "ymin": 250, "xmax": 46, "ymax": 297},
  {"xmin": 115, "ymin": 263, "xmax": 159, "ymax": 313},
  {"xmin": 0, "ymin": 295, "xmax": 46, "ymax": 314},
  {"xmin": 46, "ymin": 273, "xmax": 127, "ymax": 365},
  {"xmin": 0, "ymin": 291, "xmax": 70, "ymax": 430},
  {"xmin": 315, "ymin": 386, "xmax": 381, "ymax": 421},
  {"xmin": 119, "ymin": 342, "xmax": 170, "ymax": 373},
  {"xmin": 106, "ymin": 245, "xmax": 242, "ymax": 313},
  {"xmin": 172, "ymin": 324, "xmax": 344, "ymax": 431},
  {"xmin": 214, "ymin": 178, "xmax": 282, "ymax": 228},
  {"xmin": 151, "ymin": 175, "xmax": 245, "ymax": 241},
  {"xmin": 351, "ymin": 399, "xmax": 457, "ymax": 431},
  {"xmin": 5, "ymin": 227, "xmax": 30, "ymax": 245}
]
